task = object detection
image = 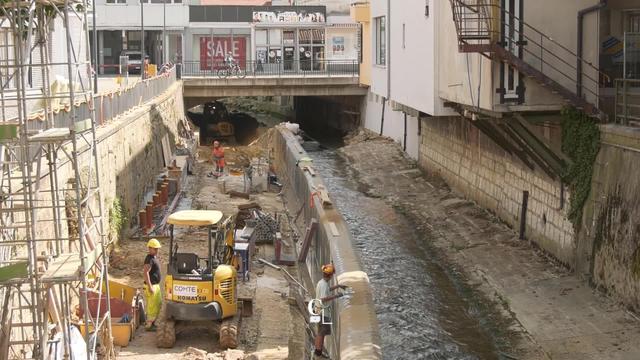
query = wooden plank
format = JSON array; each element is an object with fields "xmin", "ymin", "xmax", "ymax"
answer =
[
  {"xmin": 238, "ymin": 202, "xmax": 261, "ymax": 210},
  {"xmin": 161, "ymin": 135, "xmax": 172, "ymax": 168},
  {"xmin": 28, "ymin": 128, "xmax": 71, "ymax": 142},
  {"xmin": 41, "ymin": 253, "xmax": 81, "ymax": 283},
  {"xmin": 297, "ymin": 219, "xmax": 318, "ymax": 263},
  {"xmin": 328, "ymin": 222, "xmax": 340, "ymax": 237},
  {"xmin": 229, "ymin": 190, "xmax": 250, "ymax": 199}
]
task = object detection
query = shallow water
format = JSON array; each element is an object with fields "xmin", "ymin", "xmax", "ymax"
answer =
[{"xmin": 305, "ymin": 144, "xmax": 507, "ymax": 360}]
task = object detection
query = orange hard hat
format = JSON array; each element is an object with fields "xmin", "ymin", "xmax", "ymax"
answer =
[{"xmin": 321, "ymin": 264, "xmax": 335, "ymax": 275}]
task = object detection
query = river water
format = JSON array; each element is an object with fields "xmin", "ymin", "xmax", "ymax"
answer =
[{"xmin": 303, "ymin": 142, "xmax": 511, "ymax": 360}]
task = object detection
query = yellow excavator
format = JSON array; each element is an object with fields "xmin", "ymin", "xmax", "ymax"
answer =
[{"xmin": 155, "ymin": 210, "xmax": 241, "ymax": 348}]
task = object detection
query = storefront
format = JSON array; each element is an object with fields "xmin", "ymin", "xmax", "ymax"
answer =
[
  {"xmin": 184, "ymin": 5, "xmax": 359, "ymax": 74},
  {"xmin": 185, "ymin": 27, "xmax": 252, "ymax": 70}
]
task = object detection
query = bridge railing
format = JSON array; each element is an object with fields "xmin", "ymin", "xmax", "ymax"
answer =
[{"xmin": 182, "ymin": 60, "xmax": 359, "ymax": 78}]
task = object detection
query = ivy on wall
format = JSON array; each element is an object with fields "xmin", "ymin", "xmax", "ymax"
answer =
[
  {"xmin": 560, "ymin": 107, "xmax": 600, "ymax": 226},
  {"xmin": 108, "ymin": 197, "xmax": 128, "ymax": 243}
]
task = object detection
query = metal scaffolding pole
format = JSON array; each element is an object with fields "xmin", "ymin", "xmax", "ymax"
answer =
[{"xmin": 0, "ymin": 0, "xmax": 113, "ymax": 359}]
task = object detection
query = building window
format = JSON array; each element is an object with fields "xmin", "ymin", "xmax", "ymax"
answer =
[
  {"xmin": 628, "ymin": 13, "xmax": 640, "ymax": 32},
  {"xmin": 106, "ymin": 0, "xmax": 126, "ymax": 3},
  {"xmin": 375, "ymin": 16, "xmax": 386, "ymax": 65}
]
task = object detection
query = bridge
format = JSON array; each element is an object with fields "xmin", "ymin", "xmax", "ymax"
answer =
[{"xmin": 181, "ymin": 60, "xmax": 367, "ymax": 107}]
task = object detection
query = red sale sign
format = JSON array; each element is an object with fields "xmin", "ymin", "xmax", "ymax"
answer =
[{"xmin": 199, "ymin": 37, "xmax": 247, "ymax": 70}]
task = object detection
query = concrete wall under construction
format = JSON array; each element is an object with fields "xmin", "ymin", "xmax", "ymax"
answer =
[{"xmin": 271, "ymin": 127, "xmax": 382, "ymax": 360}]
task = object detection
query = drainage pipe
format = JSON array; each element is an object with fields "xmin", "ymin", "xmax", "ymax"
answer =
[{"xmin": 577, "ymin": 0, "xmax": 607, "ymax": 97}]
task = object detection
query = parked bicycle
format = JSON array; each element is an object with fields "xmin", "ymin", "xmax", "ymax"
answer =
[{"xmin": 217, "ymin": 62, "xmax": 246, "ymax": 79}]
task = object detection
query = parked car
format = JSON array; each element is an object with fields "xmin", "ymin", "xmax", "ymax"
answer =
[{"xmin": 121, "ymin": 51, "xmax": 145, "ymax": 74}]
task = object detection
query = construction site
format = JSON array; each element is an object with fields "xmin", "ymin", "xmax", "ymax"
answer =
[{"xmin": 0, "ymin": 0, "xmax": 380, "ymax": 357}]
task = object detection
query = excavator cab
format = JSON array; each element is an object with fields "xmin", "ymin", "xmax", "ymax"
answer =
[{"xmin": 156, "ymin": 210, "xmax": 240, "ymax": 349}]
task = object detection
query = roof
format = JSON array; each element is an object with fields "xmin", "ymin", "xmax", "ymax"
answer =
[{"xmin": 167, "ymin": 210, "xmax": 224, "ymax": 226}]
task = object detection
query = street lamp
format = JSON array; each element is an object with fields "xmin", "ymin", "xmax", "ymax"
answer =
[{"xmin": 141, "ymin": 0, "xmax": 145, "ymax": 79}]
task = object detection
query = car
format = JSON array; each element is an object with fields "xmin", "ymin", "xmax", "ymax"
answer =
[{"xmin": 121, "ymin": 51, "xmax": 145, "ymax": 74}]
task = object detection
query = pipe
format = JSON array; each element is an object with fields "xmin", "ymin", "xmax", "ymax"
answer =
[{"xmin": 577, "ymin": 0, "xmax": 607, "ymax": 97}]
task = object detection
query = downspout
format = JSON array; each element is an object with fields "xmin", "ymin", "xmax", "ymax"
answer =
[{"xmin": 577, "ymin": 0, "xmax": 607, "ymax": 97}]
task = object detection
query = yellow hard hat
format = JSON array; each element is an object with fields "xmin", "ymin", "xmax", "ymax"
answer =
[
  {"xmin": 321, "ymin": 264, "xmax": 335, "ymax": 275},
  {"xmin": 147, "ymin": 238, "xmax": 161, "ymax": 249}
]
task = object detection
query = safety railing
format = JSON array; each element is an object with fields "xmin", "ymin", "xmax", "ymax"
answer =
[
  {"xmin": 615, "ymin": 78, "xmax": 640, "ymax": 126},
  {"xmin": 25, "ymin": 67, "xmax": 177, "ymax": 132},
  {"xmin": 181, "ymin": 60, "xmax": 359, "ymax": 78},
  {"xmin": 450, "ymin": 0, "xmax": 610, "ymax": 108}
]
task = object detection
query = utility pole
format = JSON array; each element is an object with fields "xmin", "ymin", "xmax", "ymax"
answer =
[
  {"xmin": 141, "ymin": 0, "xmax": 145, "ymax": 79},
  {"xmin": 92, "ymin": 0, "xmax": 98, "ymax": 92},
  {"xmin": 163, "ymin": 0, "xmax": 166, "ymax": 65}
]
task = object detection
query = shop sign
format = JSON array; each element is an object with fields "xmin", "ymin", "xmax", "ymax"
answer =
[
  {"xmin": 252, "ymin": 10, "xmax": 325, "ymax": 23},
  {"xmin": 199, "ymin": 37, "xmax": 247, "ymax": 70}
]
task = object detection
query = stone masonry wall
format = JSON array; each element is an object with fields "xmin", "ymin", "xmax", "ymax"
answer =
[
  {"xmin": 27, "ymin": 81, "xmax": 185, "ymax": 249},
  {"xmin": 418, "ymin": 116, "xmax": 576, "ymax": 266},
  {"xmin": 580, "ymin": 125, "xmax": 640, "ymax": 311}
]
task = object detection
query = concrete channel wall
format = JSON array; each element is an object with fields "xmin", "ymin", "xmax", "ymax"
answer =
[
  {"xmin": 580, "ymin": 125, "xmax": 640, "ymax": 311},
  {"xmin": 271, "ymin": 128, "xmax": 382, "ymax": 360}
]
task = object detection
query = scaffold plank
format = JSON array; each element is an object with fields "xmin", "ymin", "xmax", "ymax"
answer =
[
  {"xmin": 28, "ymin": 128, "xmax": 71, "ymax": 143},
  {"xmin": 41, "ymin": 253, "xmax": 80, "ymax": 283}
]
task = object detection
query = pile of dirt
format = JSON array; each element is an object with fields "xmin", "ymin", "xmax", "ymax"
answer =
[{"xmin": 343, "ymin": 128, "xmax": 385, "ymax": 145}]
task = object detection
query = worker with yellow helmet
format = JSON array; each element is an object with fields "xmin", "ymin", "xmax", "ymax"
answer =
[
  {"xmin": 314, "ymin": 263, "xmax": 348, "ymax": 358},
  {"xmin": 144, "ymin": 238, "xmax": 162, "ymax": 331}
]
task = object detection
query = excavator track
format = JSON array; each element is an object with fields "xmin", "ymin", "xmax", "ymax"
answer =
[{"xmin": 218, "ymin": 302, "xmax": 242, "ymax": 349}]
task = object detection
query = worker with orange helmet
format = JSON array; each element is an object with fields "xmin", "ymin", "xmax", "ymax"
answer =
[
  {"xmin": 314, "ymin": 263, "xmax": 348, "ymax": 358},
  {"xmin": 144, "ymin": 238, "xmax": 162, "ymax": 331}
]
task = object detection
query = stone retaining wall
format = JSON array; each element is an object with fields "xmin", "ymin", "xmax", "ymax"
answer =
[
  {"xmin": 580, "ymin": 124, "xmax": 640, "ymax": 311},
  {"xmin": 418, "ymin": 116, "xmax": 575, "ymax": 266},
  {"xmin": 271, "ymin": 127, "xmax": 382, "ymax": 360}
]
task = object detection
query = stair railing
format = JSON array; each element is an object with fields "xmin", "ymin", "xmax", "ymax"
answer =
[{"xmin": 450, "ymin": 0, "xmax": 610, "ymax": 112}]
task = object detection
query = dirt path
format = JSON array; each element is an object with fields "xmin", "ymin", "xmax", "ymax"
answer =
[{"xmin": 109, "ymin": 143, "xmax": 304, "ymax": 359}]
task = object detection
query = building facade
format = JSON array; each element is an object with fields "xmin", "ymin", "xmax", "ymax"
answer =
[
  {"xmin": 91, "ymin": 3, "xmax": 359, "ymax": 75},
  {"xmin": 353, "ymin": 0, "xmax": 640, "ymax": 305}
]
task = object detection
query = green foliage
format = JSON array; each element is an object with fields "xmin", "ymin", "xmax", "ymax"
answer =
[
  {"xmin": 560, "ymin": 107, "xmax": 600, "ymax": 226},
  {"xmin": 108, "ymin": 197, "xmax": 128, "ymax": 242}
]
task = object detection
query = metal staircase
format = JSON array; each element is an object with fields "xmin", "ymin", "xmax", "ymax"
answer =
[{"xmin": 449, "ymin": 0, "xmax": 608, "ymax": 117}]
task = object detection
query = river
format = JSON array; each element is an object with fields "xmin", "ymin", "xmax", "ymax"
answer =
[{"xmin": 303, "ymin": 142, "xmax": 511, "ymax": 360}]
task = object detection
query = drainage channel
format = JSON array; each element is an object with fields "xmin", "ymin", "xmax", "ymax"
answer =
[{"xmin": 303, "ymin": 142, "xmax": 509, "ymax": 360}]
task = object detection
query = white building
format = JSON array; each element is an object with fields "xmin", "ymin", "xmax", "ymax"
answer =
[{"xmin": 355, "ymin": 0, "xmax": 637, "ymax": 271}]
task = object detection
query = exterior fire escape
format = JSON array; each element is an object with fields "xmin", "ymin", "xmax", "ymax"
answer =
[{"xmin": 449, "ymin": 0, "xmax": 607, "ymax": 117}]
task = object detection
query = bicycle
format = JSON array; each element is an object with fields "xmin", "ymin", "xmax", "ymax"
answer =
[{"xmin": 217, "ymin": 62, "xmax": 246, "ymax": 79}]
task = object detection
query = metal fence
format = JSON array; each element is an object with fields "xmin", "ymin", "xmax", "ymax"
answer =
[
  {"xmin": 26, "ymin": 68, "xmax": 177, "ymax": 132},
  {"xmin": 624, "ymin": 33, "xmax": 640, "ymax": 80},
  {"xmin": 182, "ymin": 60, "xmax": 359, "ymax": 78},
  {"xmin": 615, "ymin": 78, "xmax": 640, "ymax": 126}
]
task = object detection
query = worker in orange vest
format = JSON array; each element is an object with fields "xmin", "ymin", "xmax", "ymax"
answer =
[{"xmin": 211, "ymin": 140, "xmax": 225, "ymax": 177}]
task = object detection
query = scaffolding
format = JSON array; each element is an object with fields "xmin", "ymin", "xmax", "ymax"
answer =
[{"xmin": 0, "ymin": 0, "xmax": 113, "ymax": 359}]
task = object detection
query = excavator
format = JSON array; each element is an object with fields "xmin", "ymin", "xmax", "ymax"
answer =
[{"xmin": 155, "ymin": 210, "xmax": 242, "ymax": 349}]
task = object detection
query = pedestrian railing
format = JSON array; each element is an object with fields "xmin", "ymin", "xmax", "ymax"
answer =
[
  {"xmin": 24, "ymin": 67, "xmax": 178, "ymax": 132},
  {"xmin": 181, "ymin": 60, "xmax": 359, "ymax": 78},
  {"xmin": 615, "ymin": 78, "xmax": 640, "ymax": 127}
]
